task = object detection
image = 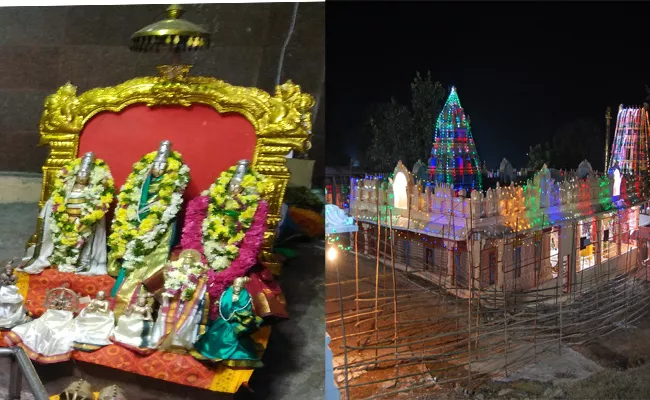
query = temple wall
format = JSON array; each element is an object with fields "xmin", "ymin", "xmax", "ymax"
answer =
[
  {"xmin": 0, "ymin": 4, "xmax": 324, "ymax": 183},
  {"xmin": 353, "ymin": 206, "xmax": 640, "ymax": 299},
  {"xmin": 0, "ymin": 172, "xmax": 41, "ymax": 203}
]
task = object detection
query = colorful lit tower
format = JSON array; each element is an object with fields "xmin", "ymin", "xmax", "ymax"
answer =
[
  {"xmin": 607, "ymin": 104, "xmax": 649, "ymax": 180},
  {"xmin": 428, "ymin": 86, "xmax": 482, "ymax": 191}
]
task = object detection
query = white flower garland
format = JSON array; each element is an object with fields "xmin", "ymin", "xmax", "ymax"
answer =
[
  {"xmin": 164, "ymin": 258, "xmax": 206, "ymax": 301},
  {"xmin": 49, "ymin": 158, "xmax": 114, "ymax": 270},
  {"xmin": 109, "ymin": 151, "xmax": 189, "ymax": 272}
]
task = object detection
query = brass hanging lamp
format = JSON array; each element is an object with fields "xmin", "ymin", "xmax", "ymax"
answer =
[{"xmin": 130, "ymin": 4, "xmax": 210, "ymax": 53}]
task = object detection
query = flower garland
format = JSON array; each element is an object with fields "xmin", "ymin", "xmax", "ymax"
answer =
[
  {"xmin": 179, "ymin": 195, "xmax": 268, "ymax": 319},
  {"xmin": 206, "ymin": 200, "xmax": 268, "ymax": 319},
  {"xmin": 108, "ymin": 150, "xmax": 190, "ymax": 272},
  {"xmin": 202, "ymin": 166, "xmax": 267, "ymax": 271},
  {"xmin": 164, "ymin": 258, "xmax": 206, "ymax": 301},
  {"xmin": 49, "ymin": 157, "xmax": 115, "ymax": 267}
]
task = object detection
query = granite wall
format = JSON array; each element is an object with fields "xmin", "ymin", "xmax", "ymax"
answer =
[{"xmin": 0, "ymin": 3, "xmax": 325, "ymax": 183}]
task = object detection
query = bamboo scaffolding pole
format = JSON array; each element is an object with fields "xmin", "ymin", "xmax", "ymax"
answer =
[
  {"xmin": 389, "ymin": 207, "xmax": 400, "ymax": 384},
  {"xmin": 329, "ymin": 181, "xmax": 649, "ymax": 398},
  {"xmin": 373, "ymin": 184, "xmax": 382, "ymax": 367},
  {"xmin": 356, "ymin": 201, "xmax": 360, "ymax": 327}
]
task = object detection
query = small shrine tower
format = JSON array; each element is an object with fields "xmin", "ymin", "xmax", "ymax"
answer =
[
  {"xmin": 428, "ymin": 86, "xmax": 482, "ymax": 191},
  {"xmin": 607, "ymin": 104, "xmax": 649, "ymax": 180}
]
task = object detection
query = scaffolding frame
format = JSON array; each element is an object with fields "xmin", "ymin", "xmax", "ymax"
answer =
[{"xmin": 326, "ymin": 199, "xmax": 650, "ymax": 399}]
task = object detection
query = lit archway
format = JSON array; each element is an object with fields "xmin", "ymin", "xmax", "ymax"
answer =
[
  {"xmin": 613, "ymin": 169, "xmax": 622, "ymax": 197},
  {"xmin": 393, "ymin": 171, "xmax": 408, "ymax": 209}
]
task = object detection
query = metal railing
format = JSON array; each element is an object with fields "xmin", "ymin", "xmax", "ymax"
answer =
[{"xmin": 0, "ymin": 347, "xmax": 48, "ymax": 400}]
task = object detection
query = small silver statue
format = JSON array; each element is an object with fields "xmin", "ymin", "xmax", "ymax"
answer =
[
  {"xmin": 0, "ymin": 258, "xmax": 18, "ymax": 287},
  {"xmin": 152, "ymin": 140, "xmax": 172, "ymax": 177},
  {"xmin": 125, "ymin": 294, "xmax": 153, "ymax": 321},
  {"xmin": 85, "ymin": 290, "xmax": 110, "ymax": 314},
  {"xmin": 228, "ymin": 159, "xmax": 251, "ymax": 194},
  {"xmin": 43, "ymin": 283, "xmax": 80, "ymax": 312},
  {"xmin": 231, "ymin": 276, "xmax": 251, "ymax": 303}
]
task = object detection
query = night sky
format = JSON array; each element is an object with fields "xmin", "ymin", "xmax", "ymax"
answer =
[{"xmin": 326, "ymin": 1, "xmax": 650, "ymax": 170}]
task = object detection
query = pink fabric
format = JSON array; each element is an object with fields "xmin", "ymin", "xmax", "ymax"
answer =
[
  {"xmin": 178, "ymin": 197, "xmax": 269, "ymax": 319},
  {"xmin": 180, "ymin": 196, "xmax": 210, "ymax": 264}
]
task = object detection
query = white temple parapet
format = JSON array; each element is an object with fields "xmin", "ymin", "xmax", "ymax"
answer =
[{"xmin": 350, "ymin": 162, "xmax": 647, "ymax": 238}]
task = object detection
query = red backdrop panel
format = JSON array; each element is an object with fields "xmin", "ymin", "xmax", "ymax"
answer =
[{"xmin": 78, "ymin": 104, "xmax": 257, "ymax": 200}]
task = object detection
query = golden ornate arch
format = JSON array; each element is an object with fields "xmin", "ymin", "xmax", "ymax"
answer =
[{"xmin": 31, "ymin": 65, "xmax": 314, "ymax": 271}]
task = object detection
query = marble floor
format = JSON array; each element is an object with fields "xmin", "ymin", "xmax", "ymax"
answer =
[{"xmin": 0, "ymin": 203, "xmax": 325, "ymax": 400}]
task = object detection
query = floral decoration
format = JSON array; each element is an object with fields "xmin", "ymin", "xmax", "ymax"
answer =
[
  {"xmin": 201, "ymin": 166, "xmax": 267, "ymax": 271},
  {"xmin": 50, "ymin": 157, "xmax": 115, "ymax": 268},
  {"xmin": 164, "ymin": 257, "xmax": 206, "ymax": 301},
  {"xmin": 108, "ymin": 150, "xmax": 190, "ymax": 272}
]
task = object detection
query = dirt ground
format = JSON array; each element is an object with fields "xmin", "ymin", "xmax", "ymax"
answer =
[
  {"xmin": 327, "ymin": 249, "xmax": 650, "ymax": 400},
  {"xmin": 326, "ymin": 250, "xmax": 477, "ymax": 399}
]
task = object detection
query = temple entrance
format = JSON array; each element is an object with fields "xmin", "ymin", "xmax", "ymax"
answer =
[
  {"xmin": 454, "ymin": 251, "xmax": 469, "ymax": 289},
  {"xmin": 480, "ymin": 247, "xmax": 498, "ymax": 288}
]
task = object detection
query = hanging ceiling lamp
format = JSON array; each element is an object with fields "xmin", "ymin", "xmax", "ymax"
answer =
[{"xmin": 130, "ymin": 4, "xmax": 210, "ymax": 53}]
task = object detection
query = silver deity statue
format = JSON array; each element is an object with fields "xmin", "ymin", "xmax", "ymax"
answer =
[
  {"xmin": 231, "ymin": 276, "xmax": 251, "ymax": 303},
  {"xmin": 228, "ymin": 159, "xmax": 251, "ymax": 193},
  {"xmin": 125, "ymin": 294, "xmax": 153, "ymax": 321},
  {"xmin": 0, "ymin": 258, "xmax": 17, "ymax": 287},
  {"xmin": 152, "ymin": 140, "xmax": 172, "ymax": 177},
  {"xmin": 85, "ymin": 290, "xmax": 110, "ymax": 314}
]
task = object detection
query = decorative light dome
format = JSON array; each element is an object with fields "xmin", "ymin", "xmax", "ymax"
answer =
[{"xmin": 130, "ymin": 4, "xmax": 210, "ymax": 53}]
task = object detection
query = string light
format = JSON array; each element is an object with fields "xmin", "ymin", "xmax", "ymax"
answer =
[
  {"xmin": 608, "ymin": 105, "xmax": 649, "ymax": 180},
  {"xmin": 428, "ymin": 86, "xmax": 482, "ymax": 192},
  {"xmin": 326, "ymin": 233, "xmax": 352, "ymax": 252}
]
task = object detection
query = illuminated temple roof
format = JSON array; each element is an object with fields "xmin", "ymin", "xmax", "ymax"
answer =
[
  {"xmin": 428, "ymin": 86, "xmax": 482, "ymax": 191},
  {"xmin": 608, "ymin": 105, "xmax": 649, "ymax": 179}
]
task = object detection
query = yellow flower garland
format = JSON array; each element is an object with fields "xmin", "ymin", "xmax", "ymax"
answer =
[
  {"xmin": 49, "ymin": 158, "xmax": 115, "ymax": 266},
  {"xmin": 202, "ymin": 166, "xmax": 267, "ymax": 271},
  {"xmin": 108, "ymin": 150, "xmax": 190, "ymax": 272}
]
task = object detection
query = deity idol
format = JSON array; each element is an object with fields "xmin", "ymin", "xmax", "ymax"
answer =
[
  {"xmin": 0, "ymin": 259, "xmax": 28, "ymax": 329},
  {"xmin": 72, "ymin": 291, "xmax": 115, "ymax": 351},
  {"xmin": 108, "ymin": 140, "xmax": 190, "ymax": 317},
  {"xmin": 5, "ymin": 285, "xmax": 79, "ymax": 363},
  {"xmin": 111, "ymin": 293, "xmax": 154, "ymax": 353},
  {"xmin": 179, "ymin": 160, "xmax": 288, "ymax": 323},
  {"xmin": 22, "ymin": 152, "xmax": 114, "ymax": 275},
  {"xmin": 191, "ymin": 277, "xmax": 264, "ymax": 367},
  {"xmin": 149, "ymin": 249, "xmax": 210, "ymax": 351}
]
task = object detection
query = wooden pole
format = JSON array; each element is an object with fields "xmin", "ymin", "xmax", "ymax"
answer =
[
  {"xmin": 466, "ymin": 214, "xmax": 473, "ymax": 387},
  {"xmin": 374, "ymin": 182, "xmax": 381, "ymax": 367},
  {"xmin": 389, "ymin": 208, "xmax": 400, "ymax": 384},
  {"xmin": 335, "ymin": 255, "xmax": 351, "ymax": 400},
  {"xmin": 355, "ymin": 200, "xmax": 360, "ymax": 327}
]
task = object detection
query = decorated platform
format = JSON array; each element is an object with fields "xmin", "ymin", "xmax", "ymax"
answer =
[{"xmin": 2, "ymin": 271, "xmax": 271, "ymax": 393}]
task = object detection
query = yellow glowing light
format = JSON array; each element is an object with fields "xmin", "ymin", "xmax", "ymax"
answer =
[
  {"xmin": 393, "ymin": 172, "xmax": 408, "ymax": 209},
  {"xmin": 327, "ymin": 247, "xmax": 338, "ymax": 261}
]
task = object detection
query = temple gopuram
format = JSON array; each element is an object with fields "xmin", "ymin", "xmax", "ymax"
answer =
[{"xmin": 428, "ymin": 86, "xmax": 483, "ymax": 191}]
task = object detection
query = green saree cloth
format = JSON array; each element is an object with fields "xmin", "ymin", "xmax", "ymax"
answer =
[
  {"xmin": 109, "ymin": 173, "xmax": 177, "ymax": 317},
  {"xmin": 193, "ymin": 287, "xmax": 264, "ymax": 368}
]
